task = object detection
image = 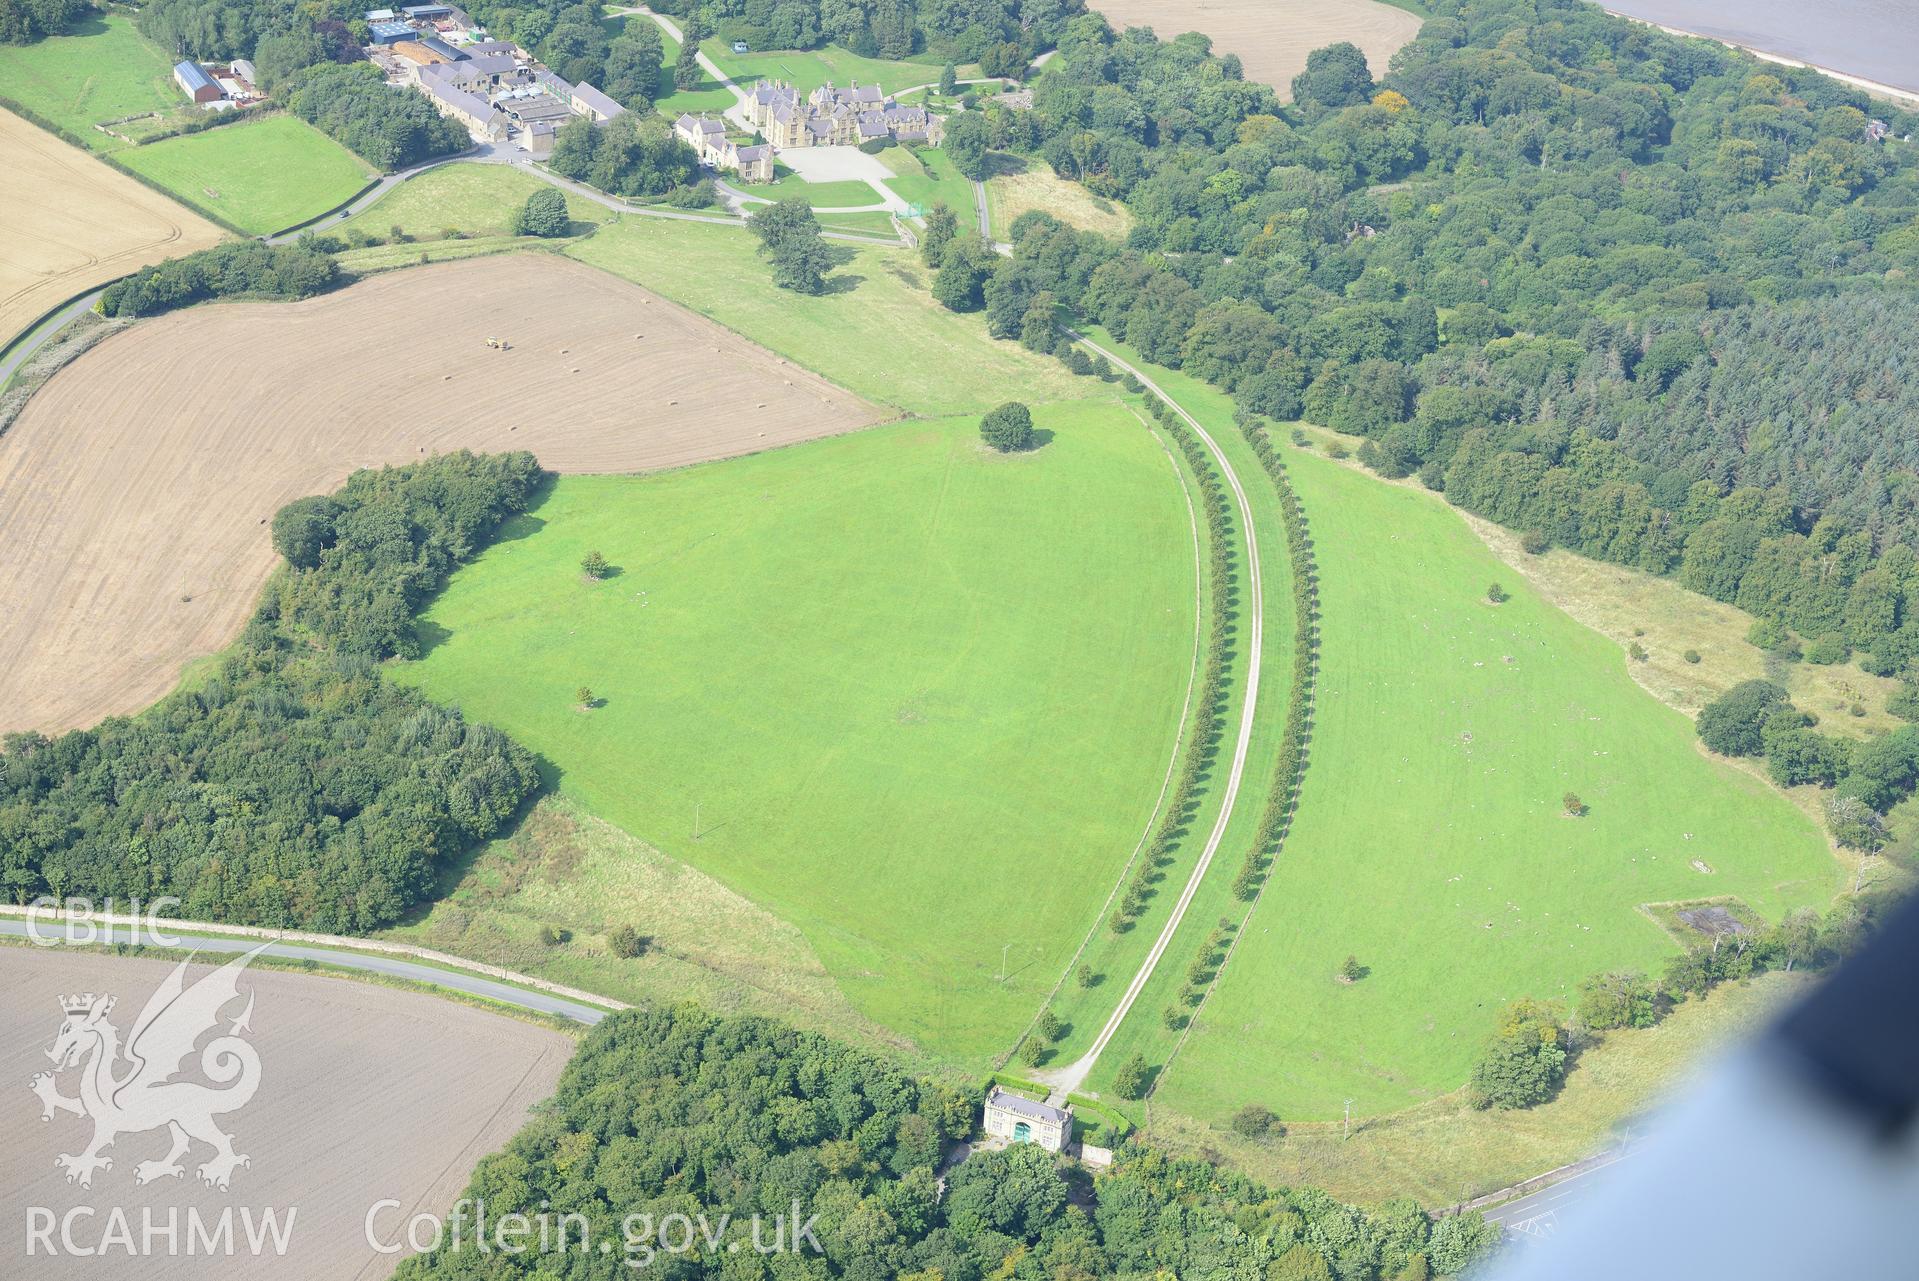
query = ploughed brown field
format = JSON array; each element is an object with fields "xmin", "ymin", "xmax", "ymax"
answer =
[
  {"xmin": 0, "ymin": 109, "xmax": 226, "ymax": 353},
  {"xmin": 1086, "ymin": 0, "xmax": 1423, "ymax": 98},
  {"xmin": 0, "ymin": 252, "xmax": 884, "ymax": 734},
  {"xmin": 2, "ymin": 946, "xmax": 574, "ymax": 1280}
]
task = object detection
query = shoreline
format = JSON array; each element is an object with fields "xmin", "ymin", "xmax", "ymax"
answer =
[{"xmin": 1602, "ymin": 7, "xmax": 1919, "ymax": 109}]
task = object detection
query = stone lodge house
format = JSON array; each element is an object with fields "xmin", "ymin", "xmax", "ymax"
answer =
[
  {"xmin": 982, "ymin": 1087, "xmax": 1072, "ymax": 1152},
  {"xmin": 673, "ymin": 114, "xmax": 776, "ymax": 183}
]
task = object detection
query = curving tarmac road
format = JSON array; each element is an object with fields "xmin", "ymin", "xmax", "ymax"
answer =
[
  {"xmin": 0, "ymin": 919, "xmax": 613, "ymax": 1025},
  {"xmin": 1035, "ymin": 330, "xmax": 1268, "ymax": 1097}
]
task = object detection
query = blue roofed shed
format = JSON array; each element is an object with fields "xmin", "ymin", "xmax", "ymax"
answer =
[{"xmin": 172, "ymin": 60, "xmax": 225, "ymax": 104}]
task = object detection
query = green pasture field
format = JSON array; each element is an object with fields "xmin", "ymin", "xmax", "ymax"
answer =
[
  {"xmin": 377, "ymin": 796, "xmax": 919, "ymax": 1063},
  {"xmin": 339, "ymin": 163, "xmax": 615, "ymax": 239},
  {"xmin": 1158, "ymin": 436, "xmax": 1842, "ymax": 1122},
  {"xmin": 389, "ymin": 405, "xmax": 1200, "ymax": 1063},
  {"xmin": 735, "ymin": 173, "xmax": 884, "ymax": 207},
  {"xmin": 651, "ymin": 30, "xmax": 740, "ymax": 117},
  {"xmin": 814, "ymin": 210, "xmax": 901, "ymax": 237},
  {"xmin": 878, "ymin": 144, "xmax": 976, "ymax": 219},
  {"xmin": 1169, "ymin": 968, "xmax": 1807, "ymax": 1206},
  {"xmin": 0, "ymin": 14, "xmax": 182, "ymax": 151},
  {"xmin": 703, "ymin": 40, "xmax": 965, "ymax": 97},
  {"xmin": 567, "ymin": 216, "xmax": 1091, "ymax": 413},
  {"xmin": 117, "ymin": 113, "xmax": 373, "ymax": 235}
]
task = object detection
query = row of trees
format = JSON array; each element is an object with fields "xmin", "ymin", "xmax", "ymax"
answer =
[
  {"xmin": 1230, "ymin": 423, "xmax": 1322, "ymax": 903},
  {"xmin": 97, "ymin": 241, "xmax": 339, "ymax": 318},
  {"xmin": 1108, "ymin": 377, "xmax": 1235, "ymax": 936},
  {"xmin": 395, "ymin": 1003, "xmax": 1501, "ymax": 1280},
  {"xmin": 0, "ymin": 453, "xmax": 547, "ymax": 930}
]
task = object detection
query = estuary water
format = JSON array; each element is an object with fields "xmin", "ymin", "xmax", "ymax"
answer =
[{"xmin": 1603, "ymin": 0, "xmax": 1919, "ymax": 95}]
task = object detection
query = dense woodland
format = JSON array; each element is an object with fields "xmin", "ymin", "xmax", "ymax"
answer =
[
  {"xmin": 396, "ymin": 1005, "xmax": 1500, "ymax": 1281},
  {"xmin": 645, "ymin": 0, "xmax": 1080, "ymax": 65},
  {"xmin": 0, "ymin": 453, "xmax": 545, "ymax": 930},
  {"xmin": 547, "ymin": 111, "xmax": 707, "ymax": 200},
  {"xmin": 916, "ymin": 0, "xmax": 1919, "ymax": 843},
  {"xmin": 0, "ymin": 0, "xmax": 84, "ymax": 43},
  {"xmin": 98, "ymin": 241, "xmax": 340, "ymax": 317},
  {"xmin": 284, "ymin": 61, "xmax": 471, "ymax": 170}
]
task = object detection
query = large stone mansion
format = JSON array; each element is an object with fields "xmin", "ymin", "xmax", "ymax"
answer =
[
  {"xmin": 747, "ymin": 79, "xmax": 944, "ymax": 149},
  {"xmin": 676, "ymin": 77, "xmax": 943, "ymax": 185}
]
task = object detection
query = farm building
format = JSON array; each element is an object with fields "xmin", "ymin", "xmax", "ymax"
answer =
[
  {"xmin": 173, "ymin": 61, "xmax": 225, "ymax": 104},
  {"xmin": 230, "ymin": 58, "xmax": 258, "ymax": 84},
  {"xmin": 392, "ymin": 38, "xmax": 456, "ymax": 66},
  {"xmin": 403, "ymin": 3, "xmax": 454, "ymax": 17},
  {"xmin": 413, "ymin": 53, "xmax": 517, "ymax": 92},
  {"xmin": 421, "ymin": 75, "xmax": 509, "ymax": 141},
  {"xmin": 364, "ymin": 6, "xmax": 396, "ymax": 17},
  {"xmin": 369, "ymin": 19, "xmax": 417, "ymax": 44},
  {"xmin": 982, "ymin": 1088, "xmax": 1071, "ymax": 1152},
  {"xmin": 570, "ymin": 82, "xmax": 624, "ymax": 123}
]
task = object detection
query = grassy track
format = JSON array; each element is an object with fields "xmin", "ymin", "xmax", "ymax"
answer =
[
  {"xmin": 390, "ymin": 405, "xmax": 1199, "ymax": 1063},
  {"xmin": 567, "ymin": 216, "xmax": 1091, "ymax": 413},
  {"xmin": 117, "ymin": 114, "xmax": 373, "ymax": 235},
  {"xmin": 878, "ymin": 144, "xmax": 976, "ymax": 218},
  {"xmin": 1161, "ymin": 437, "xmax": 1841, "ymax": 1122},
  {"xmin": 339, "ymin": 163, "xmax": 616, "ymax": 239},
  {"xmin": 0, "ymin": 14, "xmax": 180, "ymax": 151}
]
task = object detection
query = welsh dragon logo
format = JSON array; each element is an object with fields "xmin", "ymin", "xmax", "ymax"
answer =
[{"xmin": 31, "ymin": 947, "xmax": 266, "ymax": 1191}]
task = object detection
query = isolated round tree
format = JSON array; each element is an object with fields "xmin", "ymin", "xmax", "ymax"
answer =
[
  {"xmin": 980, "ymin": 401, "xmax": 1034, "ymax": 452},
  {"xmin": 516, "ymin": 187, "xmax": 570, "ymax": 238}
]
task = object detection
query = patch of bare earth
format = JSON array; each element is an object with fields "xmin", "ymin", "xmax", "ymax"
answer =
[
  {"xmin": 1, "ymin": 946, "xmax": 573, "ymax": 1279},
  {"xmin": 0, "ymin": 110, "xmax": 226, "ymax": 352},
  {"xmin": 0, "ymin": 252, "xmax": 885, "ymax": 734},
  {"xmin": 1086, "ymin": 0, "xmax": 1423, "ymax": 98}
]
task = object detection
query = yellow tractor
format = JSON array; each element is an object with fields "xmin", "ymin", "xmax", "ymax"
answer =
[{"xmin": 485, "ymin": 336, "xmax": 510, "ymax": 350}]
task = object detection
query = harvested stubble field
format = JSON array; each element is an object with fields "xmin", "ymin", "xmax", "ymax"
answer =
[
  {"xmin": 1086, "ymin": 0, "xmax": 1423, "ymax": 98},
  {"xmin": 0, "ymin": 252, "xmax": 883, "ymax": 734},
  {"xmin": 0, "ymin": 110, "xmax": 225, "ymax": 353},
  {"xmin": 1, "ymin": 946, "xmax": 573, "ymax": 1280}
]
